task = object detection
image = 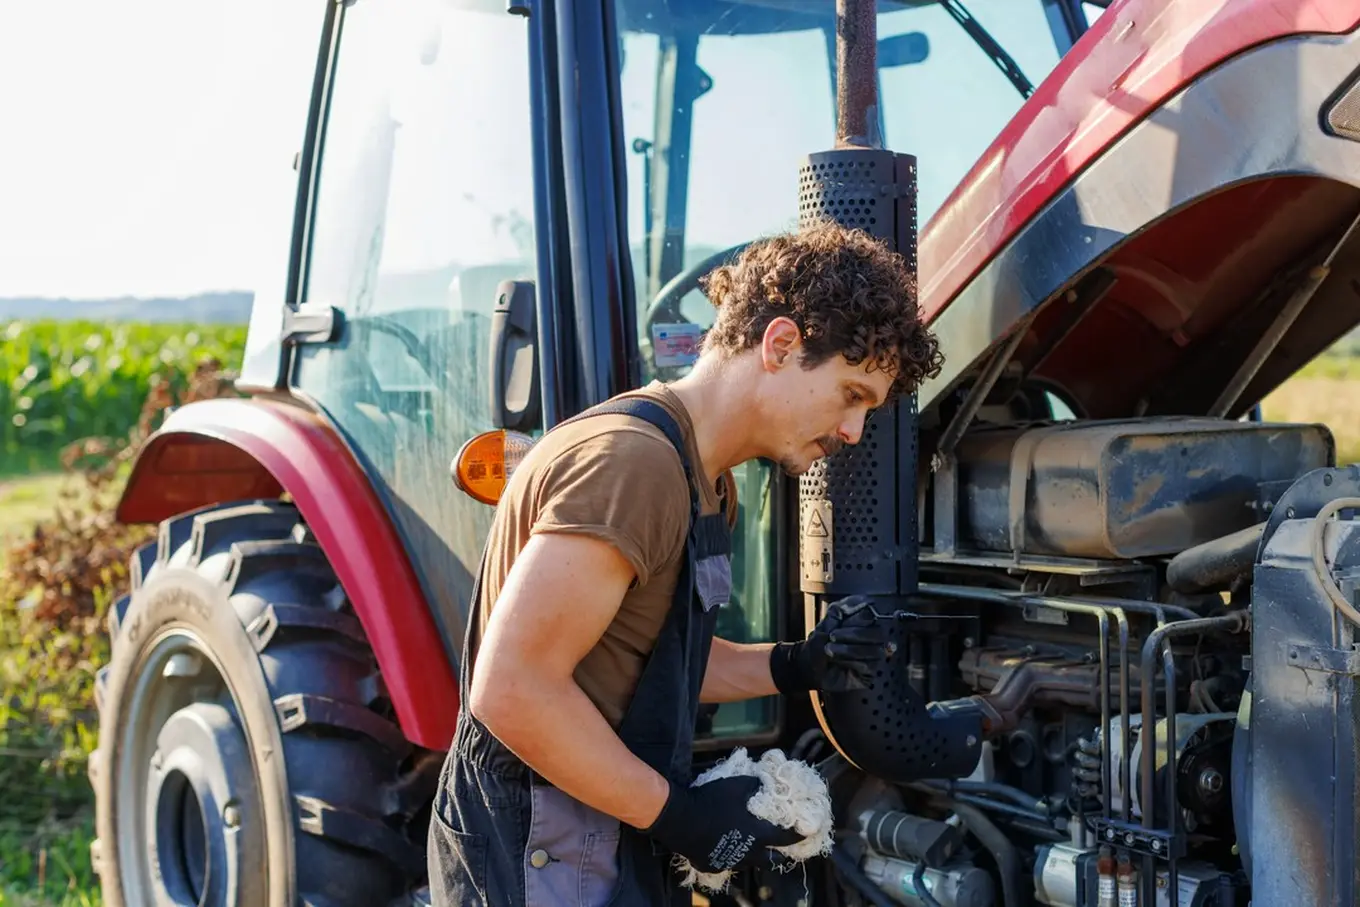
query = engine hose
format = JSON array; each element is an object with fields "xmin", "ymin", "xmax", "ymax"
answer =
[
  {"xmin": 918, "ymin": 778, "xmax": 1047, "ymax": 813},
  {"xmin": 948, "ymin": 801, "xmax": 1026, "ymax": 907},
  {"xmin": 1310, "ymin": 497, "xmax": 1360, "ymax": 627},
  {"xmin": 911, "ymin": 858, "xmax": 944, "ymax": 907},
  {"xmin": 829, "ymin": 843, "xmax": 897, "ymax": 907}
]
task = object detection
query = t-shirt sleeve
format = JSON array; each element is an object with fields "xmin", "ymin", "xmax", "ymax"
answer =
[{"xmin": 529, "ymin": 428, "xmax": 691, "ymax": 587}]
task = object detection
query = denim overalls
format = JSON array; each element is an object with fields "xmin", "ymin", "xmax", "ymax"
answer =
[{"xmin": 427, "ymin": 397, "xmax": 733, "ymax": 906}]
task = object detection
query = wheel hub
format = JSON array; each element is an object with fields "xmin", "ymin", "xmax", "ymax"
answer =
[{"xmin": 144, "ymin": 702, "xmax": 264, "ymax": 906}]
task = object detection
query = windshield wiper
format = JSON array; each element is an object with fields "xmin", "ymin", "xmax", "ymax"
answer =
[{"xmin": 939, "ymin": 0, "xmax": 1034, "ymax": 99}]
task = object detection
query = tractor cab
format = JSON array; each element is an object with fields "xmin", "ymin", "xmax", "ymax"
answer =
[{"xmin": 263, "ymin": 0, "xmax": 1096, "ymax": 748}]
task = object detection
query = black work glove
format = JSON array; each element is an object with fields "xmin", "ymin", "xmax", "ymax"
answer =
[
  {"xmin": 643, "ymin": 776, "xmax": 804, "ymax": 875},
  {"xmin": 768, "ymin": 594, "xmax": 890, "ymax": 693}
]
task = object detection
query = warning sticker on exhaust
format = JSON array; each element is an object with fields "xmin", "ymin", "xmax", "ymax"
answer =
[{"xmin": 801, "ymin": 499, "xmax": 834, "ymax": 585}]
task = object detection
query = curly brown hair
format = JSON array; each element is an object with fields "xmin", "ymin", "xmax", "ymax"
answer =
[{"xmin": 698, "ymin": 220, "xmax": 943, "ymax": 400}]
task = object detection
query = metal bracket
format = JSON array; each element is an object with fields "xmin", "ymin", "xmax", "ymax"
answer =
[
  {"xmin": 282, "ymin": 302, "xmax": 340, "ymax": 346},
  {"xmin": 1283, "ymin": 642, "xmax": 1360, "ymax": 676},
  {"xmin": 1089, "ymin": 818, "xmax": 1186, "ymax": 861}
]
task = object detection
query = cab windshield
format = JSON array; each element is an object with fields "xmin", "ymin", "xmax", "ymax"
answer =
[
  {"xmin": 615, "ymin": 0, "xmax": 1084, "ymax": 370},
  {"xmin": 611, "ymin": 0, "xmax": 1088, "ymax": 739}
]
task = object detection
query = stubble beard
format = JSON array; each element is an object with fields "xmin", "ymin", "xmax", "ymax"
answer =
[{"xmin": 779, "ymin": 435, "xmax": 844, "ymax": 476}]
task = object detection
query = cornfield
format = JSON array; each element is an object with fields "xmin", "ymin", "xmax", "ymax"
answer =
[{"xmin": 0, "ymin": 320, "xmax": 246, "ymax": 473}]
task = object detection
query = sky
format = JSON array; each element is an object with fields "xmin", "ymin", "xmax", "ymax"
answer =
[
  {"xmin": 0, "ymin": 0, "xmax": 320, "ymax": 299},
  {"xmin": 0, "ymin": 0, "xmax": 1101, "ymax": 302}
]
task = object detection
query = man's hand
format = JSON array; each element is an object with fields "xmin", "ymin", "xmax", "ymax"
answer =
[
  {"xmin": 768, "ymin": 594, "xmax": 891, "ymax": 693},
  {"xmin": 643, "ymin": 775, "xmax": 803, "ymax": 873}
]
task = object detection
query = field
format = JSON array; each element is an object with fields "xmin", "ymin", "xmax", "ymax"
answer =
[
  {"xmin": 0, "ymin": 320, "xmax": 246, "ymax": 478},
  {"xmin": 0, "ymin": 319, "xmax": 1358, "ymax": 905},
  {"xmin": 0, "ymin": 320, "xmax": 245, "ymax": 906}
]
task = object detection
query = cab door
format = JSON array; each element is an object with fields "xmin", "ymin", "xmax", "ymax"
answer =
[{"xmin": 287, "ymin": 0, "xmax": 561, "ymax": 658}]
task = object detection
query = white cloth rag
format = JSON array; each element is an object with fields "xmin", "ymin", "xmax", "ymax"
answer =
[{"xmin": 673, "ymin": 746, "xmax": 835, "ymax": 894}]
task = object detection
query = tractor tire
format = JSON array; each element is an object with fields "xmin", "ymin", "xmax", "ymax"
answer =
[{"xmin": 89, "ymin": 499, "xmax": 439, "ymax": 907}]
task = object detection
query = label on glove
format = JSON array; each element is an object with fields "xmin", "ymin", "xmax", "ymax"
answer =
[
  {"xmin": 706, "ymin": 830, "xmax": 755, "ymax": 871},
  {"xmin": 801, "ymin": 499, "xmax": 834, "ymax": 586}
]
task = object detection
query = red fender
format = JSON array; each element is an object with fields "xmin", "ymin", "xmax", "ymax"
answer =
[{"xmin": 116, "ymin": 395, "xmax": 458, "ymax": 751}]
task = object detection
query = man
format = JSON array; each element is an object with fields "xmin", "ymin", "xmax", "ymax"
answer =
[{"xmin": 427, "ymin": 220, "xmax": 944, "ymax": 905}]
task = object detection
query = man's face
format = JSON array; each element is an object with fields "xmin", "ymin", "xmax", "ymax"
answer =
[{"xmin": 756, "ymin": 320, "xmax": 896, "ymax": 476}]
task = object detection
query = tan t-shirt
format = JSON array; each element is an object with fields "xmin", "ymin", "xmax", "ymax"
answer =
[{"xmin": 468, "ymin": 382, "xmax": 724, "ymax": 727}]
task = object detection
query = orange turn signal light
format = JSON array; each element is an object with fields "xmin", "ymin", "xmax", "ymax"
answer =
[{"xmin": 451, "ymin": 429, "xmax": 537, "ymax": 505}]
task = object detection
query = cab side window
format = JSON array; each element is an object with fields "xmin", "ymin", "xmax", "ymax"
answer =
[{"xmin": 293, "ymin": 2, "xmax": 539, "ymax": 644}]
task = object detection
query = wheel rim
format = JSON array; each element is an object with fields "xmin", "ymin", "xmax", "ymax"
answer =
[
  {"xmin": 116, "ymin": 628, "xmax": 266, "ymax": 907},
  {"xmin": 153, "ymin": 769, "xmax": 208, "ymax": 902}
]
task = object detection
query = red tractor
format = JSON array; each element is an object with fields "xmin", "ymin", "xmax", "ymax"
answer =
[{"xmin": 88, "ymin": 0, "xmax": 1360, "ymax": 904}]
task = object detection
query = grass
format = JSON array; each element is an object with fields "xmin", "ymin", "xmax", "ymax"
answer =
[
  {"xmin": 1, "ymin": 470, "xmax": 110, "ymax": 907},
  {"xmin": 1260, "ymin": 373, "xmax": 1360, "ymax": 464},
  {"xmin": 0, "ymin": 475, "xmax": 77, "ymax": 554}
]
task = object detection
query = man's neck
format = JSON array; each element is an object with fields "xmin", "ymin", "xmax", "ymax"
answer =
[{"xmin": 666, "ymin": 356, "xmax": 759, "ymax": 487}]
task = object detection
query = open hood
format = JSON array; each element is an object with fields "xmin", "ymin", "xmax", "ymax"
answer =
[{"xmin": 913, "ymin": 0, "xmax": 1360, "ymax": 428}]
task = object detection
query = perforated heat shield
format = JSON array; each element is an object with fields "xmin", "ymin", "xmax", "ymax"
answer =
[{"xmin": 797, "ymin": 148, "xmax": 921, "ymax": 598}]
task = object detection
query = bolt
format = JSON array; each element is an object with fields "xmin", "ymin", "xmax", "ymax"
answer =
[
  {"xmin": 966, "ymin": 736, "xmax": 978, "ymax": 747},
  {"xmin": 1125, "ymin": 833, "xmax": 1136, "ymax": 846},
  {"xmin": 163, "ymin": 653, "xmax": 203, "ymax": 679},
  {"xmin": 223, "ymin": 803, "xmax": 240, "ymax": 828},
  {"xmin": 1107, "ymin": 829, "xmax": 1117, "ymax": 841},
  {"xmin": 963, "ymin": 637, "xmax": 975, "ymax": 648},
  {"xmin": 1151, "ymin": 839, "xmax": 1162, "ymax": 853},
  {"xmin": 758, "ymin": 886, "xmax": 773, "ymax": 900},
  {"xmin": 1199, "ymin": 768, "xmax": 1224, "ymax": 795}
]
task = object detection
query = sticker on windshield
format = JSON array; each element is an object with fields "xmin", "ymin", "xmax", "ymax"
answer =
[{"xmin": 652, "ymin": 323, "xmax": 701, "ymax": 368}]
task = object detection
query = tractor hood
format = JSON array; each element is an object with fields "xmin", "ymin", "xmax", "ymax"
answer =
[{"xmin": 913, "ymin": 0, "xmax": 1360, "ymax": 425}]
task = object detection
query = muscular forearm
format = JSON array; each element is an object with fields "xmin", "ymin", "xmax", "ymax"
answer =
[
  {"xmin": 700, "ymin": 637, "xmax": 778, "ymax": 702},
  {"xmin": 470, "ymin": 665, "xmax": 670, "ymax": 829}
]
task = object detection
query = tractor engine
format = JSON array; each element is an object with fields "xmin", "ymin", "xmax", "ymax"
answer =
[{"xmin": 799, "ymin": 403, "xmax": 1343, "ymax": 907}]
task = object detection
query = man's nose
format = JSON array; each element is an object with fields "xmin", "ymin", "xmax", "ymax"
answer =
[{"xmin": 839, "ymin": 412, "xmax": 867, "ymax": 446}]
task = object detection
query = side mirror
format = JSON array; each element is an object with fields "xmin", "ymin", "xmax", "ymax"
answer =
[
  {"xmin": 489, "ymin": 279, "xmax": 541, "ymax": 431},
  {"xmin": 878, "ymin": 31, "xmax": 930, "ymax": 68}
]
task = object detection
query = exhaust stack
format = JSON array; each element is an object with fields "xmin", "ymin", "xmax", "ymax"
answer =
[{"xmin": 798, "ymin": 0, "xmax": 986, "ymax": 782}]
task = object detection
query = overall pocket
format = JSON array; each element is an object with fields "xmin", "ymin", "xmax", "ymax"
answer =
[
  {"xmin": 694, "ymin": 554, "xmax": 732, "ymax": 612},
  {"xmin": 427, "ymin": 807, "xmax": 490, "ymax": 906},
  {"xmin": 524, "ymin": 781, "xmax": 622, "ymax": 907}
]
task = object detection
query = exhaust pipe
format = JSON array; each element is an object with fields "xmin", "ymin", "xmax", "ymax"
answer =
[{"xmin": 797, "ymin": 0, "xmax": 985, "ymax": 782}]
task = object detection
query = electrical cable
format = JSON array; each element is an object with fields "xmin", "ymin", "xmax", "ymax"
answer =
[{"xmin": 1310, "ymin": 497, "xmax": 1360, "ymax": 627}]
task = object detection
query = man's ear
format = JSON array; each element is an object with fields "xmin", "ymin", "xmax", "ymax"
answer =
[{"xmin": 760, "ymin": 316, "xmax": 801, "ymax": 373}]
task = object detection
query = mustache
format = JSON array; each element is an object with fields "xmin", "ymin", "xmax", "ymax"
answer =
[{"xmin": 817, "ymin": 436, "xmax": 845, "ymax": 458}]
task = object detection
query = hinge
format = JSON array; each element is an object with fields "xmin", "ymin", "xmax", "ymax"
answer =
[
  {"xmin": 283, "ymin": 302, "xmax": 340, "ymax": 346},
  {"xmin": 1284, "ymin": 642, "xmax": 1360, "ymax": 676}
]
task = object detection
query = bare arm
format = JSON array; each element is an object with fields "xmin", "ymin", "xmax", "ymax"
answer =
[
  {"xmin": 468, "ymin": 532, "xmax": 671, "ymax": 829},
  {"xmin": 700, "ymin": 637, "xmax": 778, "ymax": 703}
]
